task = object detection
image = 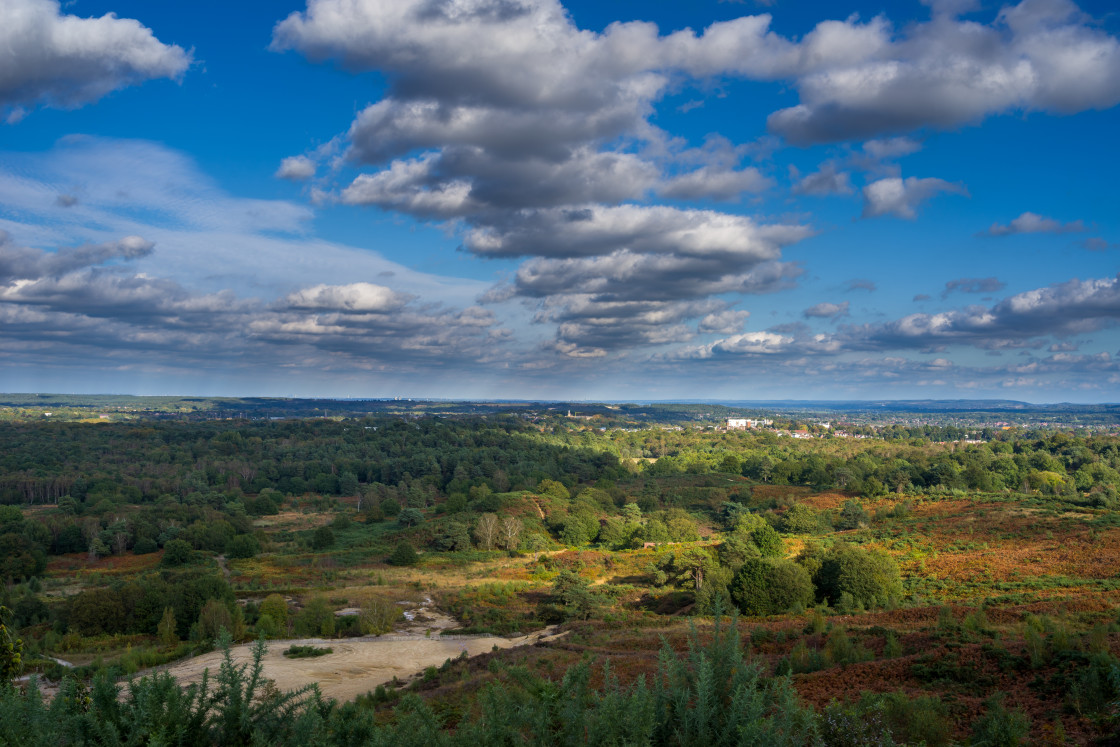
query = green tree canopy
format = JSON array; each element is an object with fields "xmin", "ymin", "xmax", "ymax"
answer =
[
  {"xmin": 813, "ymin": 544, "xmax": 903, "ymax": 610},
  {"xmin": 387, "ymin": 541, "xmax": 419, "ymax": 566},
  {"xmin": 730, "ymin": 558, "xmax": 814, "ymax": 617}
]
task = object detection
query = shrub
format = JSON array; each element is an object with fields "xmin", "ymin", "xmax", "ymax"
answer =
[
  {"xmin": 311, "ymin": 526, "xmax": 334, "ymax": 550},
  {"xmin": 971, "ymin": 693, "xmax": 1030, "ymax": 746},
  {"xmin": 1067, "ymin": 651, "xmax": 1120, "ymax": 716},
  {"xmin": 559, "ymin": 515, "xmax": 595, "ymax": 546},
  {"xmin": 387, "ymin": 541, "xmax": 419, "ymax": 566},
  {"xmin": 824, "ymin": 627, "xmax": 872, "ymax": 666},
  {"xmin": 694, "ymin": 573, "xmax": 734, "ymax": 616},
  {"xmin": 225, "ymin": 534, "xmax": 259, "ymax": 559},
  {"xmin": 283, "ymin": 645, "xmax": 332, "ymax": 658},
  {"xmin": 398, "ymin": 507, "xmax": 424, "ymax": 528},
  {"xmin": 781, "ymin": 503, "xmax": 825, "ymax": 534},
  {"xmin": 259, "ymin": 594, "xmax": 289, "ymax": 629},
  {"xmin": 294, "ymin": 596, "xmax": 335, "ymax": 638},
  {"xmin": 749, "ymin": 523, "xmax": 784, "ymax": 557},
  {"xmin": 789, "ymin": 640, "xmax": 826, "ymax": 674},
  {"xmin": 161, "ymin": 539, "xmax": 195, "ymax": 567},
  {"xmin": 0, "ymin": 605, "xmax": 23, "ymax": 681},
  {"xmin": 256, "ymin": 613, "xmax": 280, "ymax": 640},
  {"xmin": 835, "ymin": 500, "xmax": 870, "ymax": 531},
  {"xmin": 246, "ymin": 494, "xmax": 280, "ymax": 516},
  {"xmin": 358, "ymin": 597, "xmax": 403, "ymax": 635},
  {"xmin": 536, "ymin": 479, "xmax": 570, "ymax": 500},
  {"xmin": 197, "ymin": 599, "xmax": 234, "ymax": 641},
  {"xmin": 596, "ymin": 517, "xmax": 627, "ymax": 548},
  {"xmin": 819, "ymin": 700, "xmax": 892, "ymax": 746},
  {"xmin": 158, "ymin": 607, "xmax": 178, "ymax": 647},
  {"xmin": 717, "ymin": 534, "xmax": 761, "ymax": 571},
  {"xmin": 730, "ymin": 558, "xmax": 814, "ymax": 616},
  {"xmin": 814, "ymin": 544, "xmax": 902, "ymax": 609},
  {"xmin": 133, "ymin": 537, "xmax": 158, "ymax": 555},
  {"xmin": 433, "ymin": 522, "xmax": 471, "ymax": 551},
  {"xmin": 846, "ymin": 691, "xmax": 952, "ymax": 747},
  {"xmin": 544, "ymin": 570, "xmax": 602, "ymax": 621}
]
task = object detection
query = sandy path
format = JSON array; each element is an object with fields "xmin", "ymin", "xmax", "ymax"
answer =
[{"xmin": 143, "ymin": 627, "xmax": 563, "ymax": 703}]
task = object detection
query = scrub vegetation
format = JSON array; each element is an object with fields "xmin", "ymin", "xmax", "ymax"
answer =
[{"xmin": 1, "ymin": 401, "xmax": 1119, "ymax": 744}]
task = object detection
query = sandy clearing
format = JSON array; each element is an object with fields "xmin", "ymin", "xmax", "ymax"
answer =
[{"xmin": 142, "ymin": 627, "xmax": 564, "ymax": 703}]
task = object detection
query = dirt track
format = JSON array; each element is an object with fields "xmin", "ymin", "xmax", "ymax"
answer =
[{"xmin": 146, "ymin": 627, "xmax": 563, "ymax": 702}]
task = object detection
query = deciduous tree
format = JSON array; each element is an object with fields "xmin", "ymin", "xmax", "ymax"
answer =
[{"xmin": 474, "ymin": 513, "xmax": 499, "ymax": 550}]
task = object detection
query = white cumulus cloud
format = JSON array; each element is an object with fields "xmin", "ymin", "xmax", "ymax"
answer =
[
  {"xmin": 861, "ymin": 176, "xmax": 967, "ymax": 219},
  {"xmin": 984, "ymin": 211, "xmax": 1086, "ymax": 236},
  {"xmin": 0, "ymin": 0, "xmax": 190, "ymax": 122}
]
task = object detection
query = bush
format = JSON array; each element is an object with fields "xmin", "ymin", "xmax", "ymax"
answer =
[
  {"xmin": 256, "ymin": 613, "xmax": 280, "ymax": 640},
  {"xmin": 283, "ymin": 645, "xmax": 333, "ymax": 658},
  {"xmin": 781, "ymin": 503, "xmax": 825, "ymax": 534},
  {"xmin": 536, "ymin": 479, "xmax": 570, "ymax": 500},
  {"xmin": 824, "ymin": 627, "xmax": 872, "ymax": 666},
  {"xmin": 311, "ymin": 526, "xmax": 334, "ymax": 551},
  {"xmin": 819, "ymin": 700, "xmax": 892, "ymax": 746},
  {"xmin": 197, "ymin": 599, "xmax": 234, "ymax": 641},
  {"xmin": 543, "ymin": 570, "xmax": 603, "ymax": 622},
  {"xmin": 225, "ymin": 534, "xmax": 259, "ymax": 559},
  {"xmin": 717, "ymin": 534, "xmax": 761, "ymax": 570},
  {"xmin": 294, "ymin": 596, "xmax": 335, "ymax": 638},
  {"xmin": 259, "ymin": 594, "xmax": 289, "ymax": 629},
  {"xmin": 432, "ymin": 522, "xmax": 471, "ymax": 551},
  {"xmin": 161, "ymin": 539, "xmax": 195, "ymax": 567},
  {"xmin": 971, "ymin": 693, "xmax": 1030, "ymax": 746},
  {"xmin": 133, "ymin": 537, "xmax": 158, "ymax": 555},
  {"xmin": 730, "ymin": 558, "xmax": 814, "ymax": 616},
  {"xmin": 246, "ymin": 493, "xmax": 280, "ymax": 516},
  {"xmin": 749, "ymin": 523, "xmax": 784, "ymax": 557},
  {"xmin": 835, "ymin": 500, "xmax": 870, "ymax": 531},
  {"xmin": 387, "ymin": 541, "xmax": 419, "ymax": 566},
  {"xmin": 1066, "ymin": 651, "xmax": 1120, "ymax": 716},
  {"xmin": 814, "ymin": 544, "xmax": 902, "ymax": 609},
  {"xmin": 876, "ymin": 691, "xmax": 953, "ymax": 747},
  {"xmin": 358, "ymin": 597, "xmax": 403, "ymax": 635},
  {"xmin": 397, "ymin": 507, "xmax": 424, "ymax": 528}
]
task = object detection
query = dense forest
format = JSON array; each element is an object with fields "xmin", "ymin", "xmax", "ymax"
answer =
[{"xmin": 1, "ymin": 414, "xmax": 1117, "ymax": 510}]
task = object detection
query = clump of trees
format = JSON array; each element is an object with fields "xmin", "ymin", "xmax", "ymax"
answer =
[
  {"xmin": 730, "ymin": 558, "xmax": 814, "ymax": 616},
  {"xmin": 799, "ymin": 543, "xmax": 903, "ymax": 612},
  {"xmin": 686, "ymin": 514, "xmax": 904, "ymax": 617}
]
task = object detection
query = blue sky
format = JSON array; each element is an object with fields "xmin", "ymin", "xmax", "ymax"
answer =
[{"xmin": 1, "ymin": 0, "xmax": 1119, "ymax": 401}]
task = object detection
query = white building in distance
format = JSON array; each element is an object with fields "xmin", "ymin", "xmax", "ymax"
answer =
[{"xmin": 727, "ymin": 418, "xmax": 773, "ymax": 429}]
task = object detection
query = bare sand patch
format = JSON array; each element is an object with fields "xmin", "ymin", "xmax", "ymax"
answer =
[{"xmin": 148, "ymin": 627, "xmax": 563, "ymax": 703}]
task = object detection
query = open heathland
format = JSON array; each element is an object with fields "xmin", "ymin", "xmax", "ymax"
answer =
[{"xmin": 1, "ymin": 406, "xmax": 1119, "ymax": 744}]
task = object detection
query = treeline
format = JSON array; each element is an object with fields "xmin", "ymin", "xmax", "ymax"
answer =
[
  {"xmin": 5, "ymin": 418, "xmax": 1120, "ymax": 515},
  {"xmin": 609, "ymin": 429, "xmax": 1120, "ymax": 503},
  {"xmin": 0, "ymin": 417, "xmax": 622, "ymax": 508}
]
